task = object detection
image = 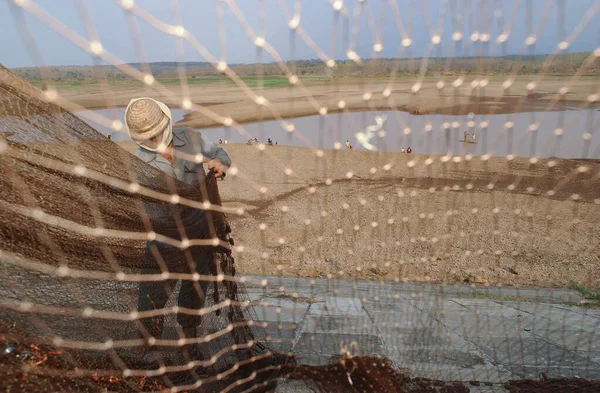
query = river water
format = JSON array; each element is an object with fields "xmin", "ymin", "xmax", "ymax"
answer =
[{"xmin": 76, "ymin": 108, "xmax": 599, "ymax": 159}]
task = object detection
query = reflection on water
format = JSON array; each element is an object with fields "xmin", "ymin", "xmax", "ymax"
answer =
[{"xmin": 77, "ymin": 108, "xmax": 599, "ymax": 159}]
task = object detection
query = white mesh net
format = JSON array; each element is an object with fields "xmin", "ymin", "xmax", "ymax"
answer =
[{"xmin": 1, "ymin": 0, "xmax": 600, "ymax": 392}]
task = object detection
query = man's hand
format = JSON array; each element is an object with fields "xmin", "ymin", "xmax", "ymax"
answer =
[{"xmin": 207, "ymin": 158, "xmax": 226, "ymax": 178}]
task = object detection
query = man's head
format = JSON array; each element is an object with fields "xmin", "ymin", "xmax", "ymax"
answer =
[{"xmin": 125, "ymin": 97, "xmax": 173, "ymax": 151}]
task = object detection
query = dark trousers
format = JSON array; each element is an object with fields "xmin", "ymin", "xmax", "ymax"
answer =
[{"xmin": 137, "ymin": 242, "xmax": 211, "ymax": 339}]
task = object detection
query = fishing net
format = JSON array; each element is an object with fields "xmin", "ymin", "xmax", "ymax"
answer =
[
  {"xmin": 0, "ymin": 64, "xmax": 286, "ymax": 391},
  {"xmin": 1, "ymin": 0, "xmax": 600, "ymax": 392}
]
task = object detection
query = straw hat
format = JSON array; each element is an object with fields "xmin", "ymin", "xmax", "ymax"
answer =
[
  {"xmin": 125, "ymin": 97, "xmax": 173, "ymax": 151},
  {"xmin": 125, "ymin": 98, "xmax": 169, "ymax": 141}
]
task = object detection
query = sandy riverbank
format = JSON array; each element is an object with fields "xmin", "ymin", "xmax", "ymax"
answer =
[
  {"xmin": 55, "ymin": 76, "xmax": 600, "ymax": 129},
  {"xmin": 119, "ymin": 141, "xmax": 600, "ymax": 288}
]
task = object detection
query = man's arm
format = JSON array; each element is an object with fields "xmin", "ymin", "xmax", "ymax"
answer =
[
  {"xmin": 198, "ymin": 133, "xmax": 230, "ymax": 166},
  {"xmin": 181, "ymin": 128, "xmax": 231, "ymax": 176},
  {"xmin": 196, "ymin": 133, "xmax": 231, "ymax": 178}
]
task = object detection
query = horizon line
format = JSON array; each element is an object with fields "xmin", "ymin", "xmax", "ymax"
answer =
[{"xmin": 8, "ymin": 51, "xmax": 593, "ymax": 70}]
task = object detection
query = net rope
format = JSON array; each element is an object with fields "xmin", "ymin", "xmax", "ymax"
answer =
[{"xmin": 1, "ymin": 0, "xmax": 600, "ymax": 392}]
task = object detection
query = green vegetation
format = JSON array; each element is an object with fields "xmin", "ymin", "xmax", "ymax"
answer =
[
  {"xmin": 11, "ymin": 52, "xmax": 599, "ymax": 84},
  {"xmin": 465, "ymin": 291, "xmax": 527, "ymax": 302},
  {"xmin": 570, "ymin": 281, "xmax": 600, "ymax": 303},
  {"xmin": 29, "ymin": 75, "xmax": 327, "ymax": 90},
  {"xmin": 268, "ymin": 292, "xmax": 322, "ymax": 304},
  {"xmin": 159, "ymin": 75, "xmax": 296, "ymax": 88},
  {"xmin": 463, "ymin": 288, "xmax": 600, "ymax": 309},
  {"xmin": 560, "ymin": 301, "xmax": 600, "ymax": 309}
]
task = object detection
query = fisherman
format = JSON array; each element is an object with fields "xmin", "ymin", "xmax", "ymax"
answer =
[
  {"xmin": 407, "ymin": 146, "xmax": 412, "ymax": 153},
  {"xmin": 125, "ymin": 97, "xmax": 230, "ymax": 344},
  {"xmin": 346, "ymin": 140, "xmax": 350, "ymax": 149},
  {"xmin": 401, "ymin": 147, "xmax": 405, "ymax": 153}
]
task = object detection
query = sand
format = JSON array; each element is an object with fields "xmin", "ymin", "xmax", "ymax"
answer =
[
  {"xmin": 22, "ymin": 69, "xmax": 600, "ymax": 289},
  {"xmin": 119, "ymin": 141, "xmax": 600, "ymax": 288},
  {"xmin": 55, "ymin": 76, "xmax": 600, "ymax": 129}
]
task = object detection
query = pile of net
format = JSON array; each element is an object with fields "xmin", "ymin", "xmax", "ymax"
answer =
[{"xmin": 0, "ymin": 65, "xmax": 289, "ymax": 392}]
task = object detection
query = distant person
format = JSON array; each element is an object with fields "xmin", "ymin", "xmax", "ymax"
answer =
[
  {"xmin": 401, "ymin": 147, "xmax": 405, "ymax": 153},
  {"xmin": 472, "ymin": 133, "xmax": 476, "ymax": 143},
  {"xmin": 407, "ymin": 146, "xmax": 412, "ymax": 153},
  {"xmin": 267, "ymin": 136, "xmax": 273, "ymax": 145},
  {"xmin": 219, "ymin": 138, "xmax": 223, "ymax": 144},
  {"xmin": 224, "ymin": 138, "xmax": 228, "ymax": 144},
  {"xmin": 463, "ymin": 130, "xmax": 467, "ymax": 142},
  {"xmin": 107, "ymin": 134, "xmax": 112, "ymax": 141},
  {"xmin": 124, "ymin": 97, "xmax": 231, "ymax": 347},
  {"xmin": 345, "ymin": 140, "xmax": 350, "ymax": 149}
]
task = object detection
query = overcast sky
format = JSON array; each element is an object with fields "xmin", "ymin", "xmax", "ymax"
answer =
[{"xmin": 1, "ymin": 0, "xmax": 598, "ymax": 68}]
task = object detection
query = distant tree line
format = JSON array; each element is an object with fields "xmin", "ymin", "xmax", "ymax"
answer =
[{"xmin": 10, "ymin": 52, "xmax": 598, "ymax": 82}]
